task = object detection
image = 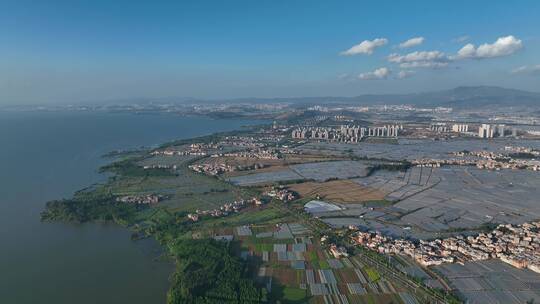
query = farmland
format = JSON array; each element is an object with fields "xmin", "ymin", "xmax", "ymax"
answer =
[
  {"xmin": 42, "ymin": 123, "xmax": 540, "ymax": 304},
  {"xmin": 435, "ymin": 260, "xmax": 540, "ymax": 304},
  {"xmin": 289, "ymin": 180, "xmax": 386, "ymax": 203},
  {"xmin": 225, "ymin": 222, "xmax": 420, "ymax": 304},
  {"xmin": 228, "ymin": 160, "xmax": 373, "ymax": 186}
]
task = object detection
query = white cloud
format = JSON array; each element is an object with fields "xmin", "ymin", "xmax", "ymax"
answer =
[
  {"xmin": 388, "ymin": 50, "xmax": 450, "ymax": 68},
  {"xmin": 341, "ymin": 38, "xmax": 388, "ymax": 55},
  {"xmin": 456, "ymin": 35, "xmax": 523, "ymax": 59},
  {"xmin": 456, "ymin": 43, "xmax": 476, "ymax": 58},
  {"xmin": 399, "ymin": 37, "xmax": 424, "ymax": 49},
  {"xmin": 511, "ymin": 66, "xmax": 528, "ymax": 74},
  {"xmin": 400, "ymin": 61, "xmax": 448, "ymax": 68},
  {"xmin": 453, "ymin": 35, "xmax": 470, "ymax": 43},
  {"xmin": 358, "ymin": 67, "xmax": 391, "ymax": 80},
  {"xmin": 511, "ymin": 64, "xmax": 540, "ymax": 74},
  {"xmin": 396, "ymin": 70, "xmax": 415, "ymax": 79},
  {"xmin": 388, "ymin": 50, "xmax": 446, "ymax": 63}
]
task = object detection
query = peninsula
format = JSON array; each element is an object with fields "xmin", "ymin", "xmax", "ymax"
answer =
[{"xmin": 43, "ymin": 101, "xmax": 540, "ymax": 303}]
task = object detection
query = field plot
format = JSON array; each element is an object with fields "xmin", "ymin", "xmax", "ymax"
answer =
[
  {"xmin": 393, "ymin": 167, "xmax": 540, "ymax": 233},
  {"xmin": 218, "ymin": 154, "xmax": 348, "ymax": 178},
  {"xmin": 227, "ymin": 160, "xmax": 372, "ymax": 186},
  {"xmin": 200, "ymin": 156, "xmax": 290, "ymax": 178},
  {"xmin": 138, "ymin": 154, "xmax": 196, "ymax": 167},
  {"xmin": 352, "ymin": 167, "xmax": 435, "ymax": 202},
  {"xmin": 304, "ymin": 200, "xmax": 343, "ymax": 214},
  {"xmin": 227, "ymin": 169, "xmax": 303, "ymax": 186},
  {"xmin": 289, "ymin": 180, "xmax": 386, "ymax": 203},
  {"xmin": 289, "ymin": 160, "xmax": 370, "ymax": 181},
  {"xmin": 391, "ymin": 256, "xmax": 431, "ymax": 281},
  {"xmin": 305, "ymin": 165, "xmax": 540, "ymax": 239},
  {"xmin": 296, "ymin": 138, "xmax": 540, "ymax": 161},
  {"xmin": 303, "ymin": 258, "xmax": 412, "ymax": 301},
  {"xmin": 236, "ymin": 223, "xmax": 418, "ymax": 303},
  {"xmin": 225, "ymin": 165, "xmax": 291, "ymax": 177},
  {"xmin": 435, "ymin": 260, "xmax": 540, "ymax": 304},
  {"xmin": 107, "ymin": 164, "xmax": 249, "ymax": 212},
  {"xmin": 211, "ymin": 207, "xmax": 287, "ymax": 227},
  {"xmin": 274, "ymin": 223, "xmax": 294, "ymax": 239},
  {"xmin": 283, "ymin": 154, "xmax": 347, "ymax": 164},
  {"xmin": 201, "ymin": 156, "xmax": 284, "ymax": 168},
  {"xmin": 289, "ymin": 223, "xmax": 310, "ymax": 235},
  {"xmin": 236, "ymin": 225, "xmax": 252, "ymax": 236}
]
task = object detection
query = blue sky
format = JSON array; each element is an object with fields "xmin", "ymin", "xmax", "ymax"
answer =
[{"xmin": 0, "ymin": 0, "xmax": 539, "ymax": 104}]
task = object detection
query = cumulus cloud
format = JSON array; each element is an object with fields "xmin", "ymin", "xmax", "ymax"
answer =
[
  {"xmin": 399, "ymin": 37, "xmax": 424, "ymax": 49},
  {"xmin": 337, "ymin": 73, "xmax": 356, "ymax": 81},
  {"xmin": 453, "ymin": 35, "xmax": 470, "ymax": 43},
  {"xmin": 456, "ymin": 43, "xmax": 476, "ymax": 59},
  {"xmin": 400, "ymin": 61, "xmax": 448, "ymax": 68},
  {"xmin": 387, "ymin": 50, "xmax": 450, "ymax": 68},
  {"xmin": 341, "ymin": 38, "xmax": 388, "ymax": 55},
  {"xmin": 456, "ymin": 35, "xmax": 522, "ymax": 59},
  {"xmin": 511, "ymin": 64, "xmax": 540, "ymax": 75},
  {"xmin": 388, "ymin": 50, "xmax": 446, "ymax": 63},
  {"xmin": 358, "ymin": 67, "xmax": 391, "ymax": 80},
  {"xmin": 396, "ymin": 70, "xmax": 415, "ymax": 79}
]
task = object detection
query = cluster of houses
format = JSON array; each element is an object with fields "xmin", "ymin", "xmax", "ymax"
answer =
[
  {"xmin": 220, "ymin": 148, "xmax": 281, "ymax": 160},
  {"xmin": 454, "ymin": 150, "xmax": 540, "ymax": 171},
  {"xmin": 150, "ymin": 142, "xmax": 221, "ymax": 157},
  {"xmin": 412, "ymin": 158, "xmax": 473, "ymax": 168},
  {"xmin": 150, "ymin": 149, "xmax": 208, "ymax": 157},
  {"xmin": 247, "ymin": 133, "xmax": 286, "ymax": 143},
  {"xmin": 265, "ymin": 187, "xmax": 298, "ymax": 202},
  {"xmin": 189, "ymin": 161, "xmax": 268, "ymax": 176},
  {"xmin": 189, "ymin": 163, "xmax": 236, "ymax": 176},
  {"xmin": 318, "ymin": 235, "xmax": 350, "ymax": 259},
  {"xmin": 350, "ymin": 221, "xmax": 540, "ymax": 273},
  {"xmin": 186, "ymin": 197, "xmax": 263, "ymax": 222},
  {"xmin": 504, "ymin": 145, "xmax": 540, "ymax": 156},
  {"xmin": 189, "ymin": 143, "xmax": 220, "ymax": 150},
  {"xmin": 451, "ymin": 150, "xmax": 501, "ymax": 158},
  {"xmin": 219, "ymin": 136, "xmax": 266, "ymax": 148},
  {"xmin": 116, "ymin": 194, "xmax": 162, "ymax": 205},
  {"xmin": 329, "ymin": 243, "xmax": 349, "ymax": 258},
  {"xmin": 142, "ymin": 164, "xmax": 176, "ymax": 170},
  {"xmin": 475, "ymin": 158, "xmax": 540, "ymax": 171},
  {"xmin": 412, "ymin": 148, "xmax": 540, "ymax": 171}
]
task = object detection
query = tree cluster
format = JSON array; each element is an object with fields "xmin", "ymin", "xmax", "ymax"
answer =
[{"xmin": 167, "ymin": 239, "xmax": 261, "ymax": 304}]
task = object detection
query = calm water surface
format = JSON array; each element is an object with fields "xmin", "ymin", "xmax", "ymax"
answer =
[{"xmin": 0, "ymin": 111, "xmax": 261, "ymax": 304}]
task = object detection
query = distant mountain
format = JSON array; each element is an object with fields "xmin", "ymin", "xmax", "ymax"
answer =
[
  {"xmin": 88, "ymin": 86, "xmax": 540, "ymax": 109},
  {"xmin": 407, "ymin": 86, "xmax": 540, "ymax": 107},
  {"xmin": 221, "ymin": 86, "xmax": 540, "ymax": 108}
]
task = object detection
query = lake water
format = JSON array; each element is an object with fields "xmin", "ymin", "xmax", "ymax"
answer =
[{"xmin": 0, "ymin": 111, "xmax": 262, "ymax": 304}]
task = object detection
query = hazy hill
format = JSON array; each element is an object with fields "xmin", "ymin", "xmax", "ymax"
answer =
[
  {"xmin": 222, "ymin": 86, "xmax": 540, "ymax": 108},
  {"xmin": 85, "ymin": 86, "xmax": 540, "ymax": 109}
]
